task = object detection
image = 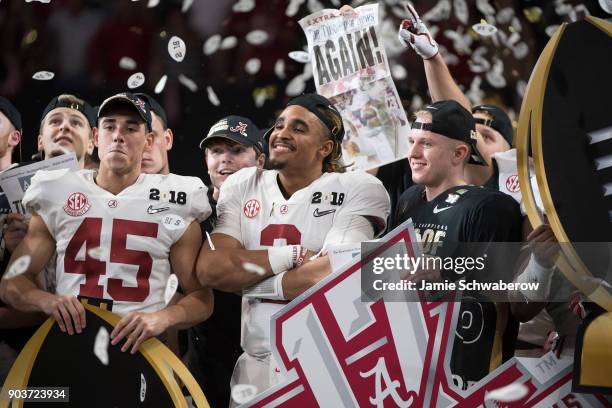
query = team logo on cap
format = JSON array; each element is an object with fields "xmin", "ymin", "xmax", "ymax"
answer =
[
  {"xmin": 133, "ymin": 97, "xmax": 147, "ymax": 114},
  {"xmin": 230, "ymin": 122, "xmax": 248, "ymax": 137},
  {"xmin": 64, "ymin": 192, "xmax": 91, "ymax": 216},
  {"xmin": 243, "ymin": 199, "xmax": 261, "ymax": 218}
]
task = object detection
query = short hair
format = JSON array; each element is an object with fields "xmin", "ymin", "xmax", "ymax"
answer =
[{"xmin": 40, "ymin": 94, "xmax": 92, "ymax": 138}]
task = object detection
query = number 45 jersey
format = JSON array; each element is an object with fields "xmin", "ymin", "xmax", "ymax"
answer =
[
  {"xmin": 213, "ymin": 167, "xmax": 390, "ymax": 356},
  {"xmin": 23, "ymin": 169, "xmax": 211, "ymax": 316}
]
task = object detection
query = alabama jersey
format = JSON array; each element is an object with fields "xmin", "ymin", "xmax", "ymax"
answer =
[
  {"xmin": 22, "ymin": 169, "xmax": 211, "ymax": 316},
  {"xmin": 214, "ymin": 167, "xmax": 390, "ymax": 356}
]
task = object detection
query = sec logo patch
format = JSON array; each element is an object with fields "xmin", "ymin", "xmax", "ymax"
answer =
[
  {"xmin": 64, "ymin": 192, "xmax": 91, "ymax": 216},
  {"xmin": 243, "ymin": 199, "xmax": 261, "ymax": 218},
  {"xmin": 505, "ymin": 175, "xmax": 520, "ymax": 193}
]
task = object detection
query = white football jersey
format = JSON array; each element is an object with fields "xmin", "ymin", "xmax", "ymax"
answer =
[
  {"xmin": 23, "ymin": 169, "xmax": 211, "ymax": 316},
  {"xmin": 213, "ymin": 167, "xmax": 390, "ymax": 356}
]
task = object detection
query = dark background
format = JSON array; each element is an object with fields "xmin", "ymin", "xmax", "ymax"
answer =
[{"xmin": 1, "ymin": 0, "xmax": 609, "ymax": 180}]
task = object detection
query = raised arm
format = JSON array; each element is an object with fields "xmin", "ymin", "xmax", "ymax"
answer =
[{"xmin": 397, "ymin": 3, "xmax": 471, "ymax": 110}]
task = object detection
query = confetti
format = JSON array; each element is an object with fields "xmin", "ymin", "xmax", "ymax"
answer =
[
  {"xmin": 288, "ymin": 51, "xmax": 310, "ymax": 63},
  {"xmin": 600, "ymin": 0, "xmax": 612, "ymax": 14},
  {"xmin": 421, "ymin": 0, "xmax": 451, "ymax": 22},
  {"xmin": 307, "ymin": 0, "xmax": 324, "ymax": 13},
  {"xmin": 485, "ymin": 59, "xmax": 506, "ymax": 88},
  {"xmin": 475, "ymin": 0, "xmax": 495, "ymax": 16},
  {"xmin": 233, "ymin": 0, "xmax": 255, "ymax": 13},
  {"xmin": 93, "ymin": 327, "xmax": 110, "ymax": 366},
  {"xmin": 301, "ymin": 62, "xmax": 313, "ymax": 80},
  {"xmin": 466, "ymin": 76, "xmax": 484, "ymax": 106},
  {"xmin": 164, "ymin": 274, "xmax": 179, "ymax": 306},
  {"xmin": 220, "ymin": 36, "xmax": 238, "ymax": 50},
  {"xmin": 178, "ymin": 74, "xmax": 198, "ymax": 92},
  {"xmin": 545, "ymin": 25, "xmax": 560, "ymax": 37},
  {"xmin": 119, "ymin": 57, "xmax": 137, "ymax": 70},
  {"xmin": 147, "ymin": 0, "xmax": 160, "ymax": 7},
  {"xmin": 246, "ymin": 30, "xmax": 268, "ymax": 45},
  {"xmin": 154, "ymin": 74, "xmax": 167, "ymax": 94},
  {"xmin": 181, "ymin": 0, "xmax": 194, "ymax": 13},
  {"xmin": 25, "ymin": 0, "xmax": 51, "ymax": 3},
  {"xmin": 207, "ymin": 86, "xmax": 221, "ymax": 106},
  {"xmin": 245, "ymin": 58, "xmax": 261, "ymax": 75},
  {"xmin": 32, "ymin": 71, "xmax": 54, "ymax": 80},
  {"xmin": 516, "ymin": 79, "xmax": 527, "ymax": 98},
  {"xmin": 391, "ymin": 64, "xmax": 407, "ymax": 80},
  {"xmin": 87, "ymin": 247, "xmax": 105, "ymax": 261},
  {"xmin": 453, "ymin": 0, "xmax": 468, "ymax": 24},
  {"xmin": 203, "ymin": 34, "xmax": 222, "ymax": 56},
  {"xmin": 140, "ymin": 373, "xmax": 147, "ymax": 402},
  {"xmin": 468, "ymin": 46, "xmax": 491, "ymax": 73},
  {"xmin": 168, "ymin": 36, "xmax": 186, "ymax": 62},
  {"xmin": 472, "ymin": 20, "xmax": 498, "ymax": 37},
  {"xmin": 512, "ymin": 42, "xmax": 528, "ymax": 59},
  {"xmin": 496, "ymin": 7, "xmax": 514, "ymax": 25},
  {"xmin": 231, "ymin": 384, "xmax": 258, "ymax": 405},
  {"xmin": 242, "ymin": 262, "xmax": 266, "ymax": 276},
  {"xmin": 444, "ymin": 28, "xmax": 472, "ymax": 55},
  {"xmin": 205, "ymin": 231, "xmax": 216, "ymax": 250},
  {"xmin": 286, "ymin": 0, "xmax": 305, "ymax": 17},
  {"xmin": 161, "ymin": 214, "xmax": 186, "ymax": 230},
  {"xmin": 523, "ymin": 7, "xmax": 542, "ymax": 23},
  {"xmin": 274, "ymin": 59, "xmax": 285, "ymax": 79},
  {"xmin": 127, "ymin": 72, "xmax": 145, "ymax": 89},
  {"xmin": 485, "ymin": 383, "xmax": 529, "ymax": 404},
  {"xmin": 286, "ymin": 75, "xmax": 305, "ymax": 96},
  {"xmin": 3, "ymin": 255, "xmax": 31, "ymax": 280}
]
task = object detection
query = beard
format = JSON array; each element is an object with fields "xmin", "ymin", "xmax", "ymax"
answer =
[{"xmin": 267, "ymin": 158, "xmax": 286, "ymax": 170}]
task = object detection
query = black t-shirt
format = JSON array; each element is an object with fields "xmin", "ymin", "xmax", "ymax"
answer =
[
  {"xmin": 393, "ymin": 184, "xmax": 522, "ymax": 389},
  {"xmin": 375, "ymin": 158, "xmax": 413, "ymax": 230},
  {"xmin": 189, "ymin": 190, "xmax": 242, "ymax": 408}
]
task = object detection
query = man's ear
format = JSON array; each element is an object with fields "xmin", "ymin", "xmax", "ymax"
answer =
[
  {"xmin": 454, "ymin": 143, "xmax": 470, "ymax": 164},
  {"xmin": 92, "ymin": 127, "xmax": 99, "ymax": 148},
  {"xmin": 8, "ymin": 130, "xmax": 21, "ymax": 148},
  {"xmin": 164, "ymin": 129, "xmax": 173, "ymax": 150},
  {"xmin": 145, "ymin": 131, "xmax": 154, "ymax": 149},
  {"xmin": 256, "ymin": 152, "xmax": 266, "ymax": 169},
  {"xmin": 37, "ymin": 133, "xmax": 43, "ymax": 151},
  {"xmin": 87, "ymin": 129, "xmax": 95, "ymax": 155},
  {"xmin": 319, "ymin": 140, "xmax": 334, "ymax": 159}
]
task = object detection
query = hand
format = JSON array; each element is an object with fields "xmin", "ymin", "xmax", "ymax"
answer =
[
  {"xmin": 43, "ymin": 294, "xmax": 86, "ymax": 335},
  {"xmin": 111, "ymin": 311, "xmax": 169, "ymax": 354},
  {"xmin": 397, "ymin": 3, "xmax": 439, "ymax": 59},
  {"xmin": 339, "ymin": 5, "xmax": 357, "ymax": 16},
  {"xmin": 4, "ymin": 213, "xmax": 28, "ymax": 253},
  {"xmin": 527, "ymin": 223, "xmax": 559, "ymax": 268}
]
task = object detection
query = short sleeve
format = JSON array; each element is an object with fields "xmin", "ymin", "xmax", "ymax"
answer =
[
  {"xmin": 212, "ymin": 168, "xmax": 254, "ymax": 243},
  {"xmin": 187, "ymin": 179, "xmax": 212, "ymax": 223},
  {"xmin": 22, "ymin": 170, "xmax": 64, "ymax": 232},
  {"xmin": 324, "ymin": 172, "xmax": 390, "ymax": 244}
]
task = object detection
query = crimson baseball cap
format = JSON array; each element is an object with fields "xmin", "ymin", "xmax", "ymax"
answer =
[
  {"xmin": 200, "ymin": 116, "xmax": 264, "ymax": 153},
  {"xmin": 412, "ymin": 100, "xmax": 487, "ymax": 166},
  {"xmin": 98, "ymin": 92, "xmax": 152, "ymax": 132},
  {"xmin": 0, "ymin": 96, "xmax": 22, "ymax": 133},
  {"xmin": 472, "ymin": 104, "xmax": 514, "ymax": 147}
]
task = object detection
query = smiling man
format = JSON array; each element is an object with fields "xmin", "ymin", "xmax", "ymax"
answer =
[
  {"xmin": 0, "ymin": 92, "xmax": 213, "ymax": 354},
  {"xmin": 197, "ymin": 94, "xmax": 390, "ymax": 402},
  {"xmin": 392, "ymin": 100, "xmax": 522, "ymax": 389}
]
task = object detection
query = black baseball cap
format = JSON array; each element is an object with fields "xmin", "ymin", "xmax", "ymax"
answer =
[
  {"xmin": 472, "ymin": 104, "xmax": 514, "ymax": 147},
  {"xmin": 412, "ymin": 100, "xmax": 487, "ymax": 166},
  {"xmin": 98, "ymin": 92, "xmax": 153, "ymax": 132},
  {"xmin": 0, "ymin": 96, "xmax": 22, "ymax": 133},
  {"xmin": 41, "ymin": 94, "xmax": 97, "ymax": 128},
  {"xmin": 262, "ymin": 93, "xmax": 345, "ymax": 143},
  {"xmin": 134, "ymin": 93, "xmax": 167, "ymax": 128},
  {"xmin": 200, "ymin": 115, "xmax": 264, "ymax": 153}
]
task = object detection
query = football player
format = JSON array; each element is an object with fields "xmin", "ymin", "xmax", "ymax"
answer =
[
  {"xmin": 197, "ymin": 94, "xmax": 390, "ymax": 400},
  {"xmin": 393, "ymin": 100, "xmax": 522, "ymax": 389},
  {"xmin": 134, "ymin": 93, "xmax": 173, "ymax": 175},
  {"xmin": 0, "ymin": 92, "xmax": 213, "ymax": 354}
]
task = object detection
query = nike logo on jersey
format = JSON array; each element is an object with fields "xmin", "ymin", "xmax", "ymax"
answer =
[
  {"xmin": 313, "ymin": 208, "xmax": 336, "ymax": 217},
  {"xmin": 147, "ymin": 205, "xmax": 170, "ymax": 214},
  {"xmin": 432, "ymin": 205, "xmax": 453, "ymax": 214}
]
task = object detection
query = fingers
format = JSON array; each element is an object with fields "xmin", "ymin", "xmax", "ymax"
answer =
[
  {"xmin": 56, "ymin": 302, "xmax": 76, "ymax": 335},
  {"xmin": 339, "ymin": 5, "xmax": 356, "ymax": 16},
  {"xmin": 526, "ymin": 224, "xmax": 555, "ymax": 242},
  {"xmin": 403, "ymin": 2, "xmax": 421, "ymax": 25},
  {"xmin": 7, "ymin": 212, "xmax": 25, "ymax": 223},
  {"xmin": 110, "ymin": 313, "xmax": 138, "ymax": 346},
  {"xmin": 51, "ymin": 296, "xmax": 84, "ymax": 335},
  {"xmin": 63, "ymin": 298, "xmax": 84, "ymax": 333}
]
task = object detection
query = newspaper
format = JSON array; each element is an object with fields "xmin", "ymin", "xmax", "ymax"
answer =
[
  {"xmin": 299, "ymin": 4, "xmax": 410, "ymax": 171},
  {"xmin": 0, "ymin": 153, "xmax": 79, "ymax": 215}
]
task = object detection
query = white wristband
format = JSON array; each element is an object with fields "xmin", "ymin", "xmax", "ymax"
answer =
[
  {"xmin": 516, "ymin": 253, "xmax": 554, "ymax": 301},
  {"xmin": 242, "ymin": 272, "xmax": 286, "ymax": 300},
  {"xmin": 268, "ymin": 245, "xmax": 299, "ymax": 275}
]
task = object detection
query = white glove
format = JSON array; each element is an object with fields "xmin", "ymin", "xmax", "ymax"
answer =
[{"xmin": 398, "ymin": 2, "xmax": 439, "ymax": 60}]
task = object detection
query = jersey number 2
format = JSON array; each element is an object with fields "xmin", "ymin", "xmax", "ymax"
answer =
[{"xmin": 64, "ymin": 218, "xmax": 158, "ymax": 302}]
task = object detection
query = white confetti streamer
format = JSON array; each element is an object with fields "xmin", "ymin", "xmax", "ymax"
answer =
[
  {"xmin": 87, "ymin": 247, "xmax": 105, "ymax": 261},
  {"xmin": 127, "ymin": 72, "xmax": 145, "ymax": 89},
  {"xmin": 206, "ymin": 231, "xmax": 216, "ymax": 250},
  {"xmin": 231, "ymin": 384, "xmax": 258, "ymax": 405},
  {"xmin": 245, "ymin": 30, "xmax": 268, "ymax": 45},
  {"xmin": 274, "ymin": 59, "xmax": 285, "ymax": 79},
  {"xmin": 93, "ymin": 327, "xmax": 110, "ymax": 366},
  {"xmin": 453, "ymin": 0, "xmax": 469, "ymax": 24},
  {"xmin": 168, "ymin": 36, "xmax": 186, "ymax": 62},
  {"xmin": 286, "ymin": 75, "xmax": 305, "ymax": 96},
  {"xmin": 207, "ymin": 86, "xmax": 221, "ymax": 106},
  {"xmin": 288, "ymin": 51, "xmax": 309, "ymax": 63},
  {"xmin": 485, "ymin": 383, "xmax": 529, "ymax": 404},
  {"xmin": 3, "ymin": 255, "xmax": 31, "ymax": 280},
  {"xmin": 164, "ymin": 274, "xmax": 179, "ymax": 306},
  {"xmin": 119, "ymin": 57, "xmax": 137, "ymax": 70},
  {"xmin": 181, "ymin": 0, "xmax": 194, "ymax": 13},
  {"xmin": 286, "ymin": 0, "xmax": 305, "ymax": 17},
  {"xmin": 472, "ymin": 20, "xmax": 498, "ymax": 37},
  {"xmin": 178, "ymin": 74, "xmax": 198, "ymax": 92},
  {"xmin": 421, "ymin": 0, "xmax": 451, "ymax": 22},
  {"xmin": 140, "ymin": 373, "xmax": 147, "ymax": 402},
  {"xmin": 242, "ymin": 262, "xmax": 266, "ymax": 276},
  {"xmin": 600, "ymin": 0, "xmax": 612, "ymax": 14},
  {"xmin": 32, "ymin": 71, "xmax": 55, "ymax": 80},
  {"xmin": 221, "ymin": 36, "xmax": 238, "ymax": 50},
  {"xmin": 203, "ymin": 34, "xmax": 222, "ymax": 56},
  {"xmin": 154, "ymin": 74, "xmax": 167, "ymax": 94},
  {"xmin": 147, "ymin": 0, "xmax": 160, "ymax": 7},
  {"xmin": 233, "ymin": 0, "xmax": 255, "ymax": 13},
  {"xmin": 245, "ymin": 58, "xmax": 261, "ymax": 75}
]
